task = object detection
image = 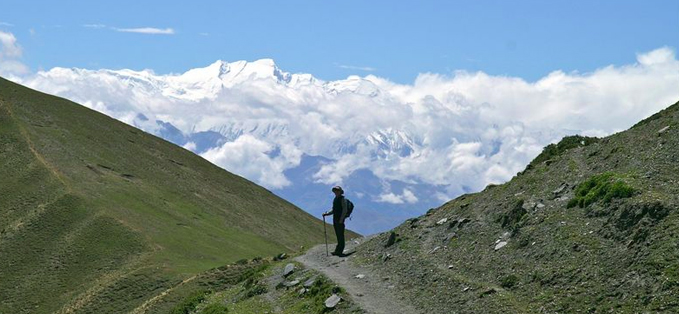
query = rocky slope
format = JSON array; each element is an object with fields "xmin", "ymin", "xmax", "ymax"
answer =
[{"xmin": 352, "ymin": 100, "xmax": 679, "ymax": 313}]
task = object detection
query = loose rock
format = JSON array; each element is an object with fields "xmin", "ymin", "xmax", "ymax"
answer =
[
  {"xmin": 552, "ymin": 183, "xmax": 568, "ymax": 196},
  {"xmin": 325, "ymin": 294, "xmax": 342, "ymax": 308},
  {"xmin": 436, "ymin": 218, "xmax": 448, "ymax": 225},
  {"xmin": 303, "ymin": 277, "xmax": 316, "ymax": 288},
  {"xmin": 494, "ymin": 241, "xmax": 508, "ymax": 250},
  {"xmin": 385, "ymin": 232, "xmax": 396, "ymax": 248},
  {"xmin": 382, "ymin": 253, "xmax": 392, "ymax": 261},
  {"xmin": 284, "ymin": 279, "xmax": 300, "ymax": 287},
  {"xmin": 283, "ymin": 263, "xmax": 295, "ymax": 277}
]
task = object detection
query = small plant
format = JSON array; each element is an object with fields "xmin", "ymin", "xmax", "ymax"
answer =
[
  {"xmin": 171, "ymin": 290, "xmax": 207, "ymax": 314},
  {"xmin": 500, "ymin": 274, "xmax": 519, "ymax": 289},
  {"xmin": 235, "ymin": 259, "xmax": 248, "ymax": 265},
  {"xmin": 567, "ymin": 172, "xmax": 635, "ymax": 208},
  {"xmin": 243, "ymin": 282, "xmax": 267, "ymax": 299},
  {"xmin": 202, "ymin": 303, "xmax": 228, "ymax": 314}
]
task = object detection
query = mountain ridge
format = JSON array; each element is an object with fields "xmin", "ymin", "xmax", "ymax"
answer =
[
  {"xmin": 0, "ymin": 76, "xmax": 356, "ymax": 313},
  {"xmin": 350, "ymin": 99, "xmax": 679, "ymax": 313}
]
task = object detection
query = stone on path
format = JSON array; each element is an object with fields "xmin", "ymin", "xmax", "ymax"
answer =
[
  {"xmin": 325, "ymin": 294, "xmax": 341, "ymax": 308},
  {"xmin": 283, "ymin": 263, "xmax": 295, "ymax": 277},
  {"xmin": 284, "ymin": 279, "xmax": 300, "ymax": 287},
  {"xmin": 355, "ymin": 274, "xmax": 365, "ymax": 279}
]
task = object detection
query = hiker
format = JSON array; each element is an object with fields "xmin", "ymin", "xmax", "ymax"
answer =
[{"xmin": 323, "ymin": 186, "xmax": 349, "ymax": 256}]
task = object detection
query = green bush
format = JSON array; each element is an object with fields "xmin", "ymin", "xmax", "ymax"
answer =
[
  {"xmin": 202, "ymin": 303, "xmax": 228, "ymax": 314},
  {"xmin": 243, "ymin": 282, "xmax": 267, "ymax": 299},
  {"xmin": 567, "ymin": 172, "xmax": 635, "ymax": 208},
  {"xmin": 500, "ymin": 274, "xmax": 519, "ymax": 289},
  {"xmin": 171, "ymin": 290, "xmax": 207, "ymax": 314}
]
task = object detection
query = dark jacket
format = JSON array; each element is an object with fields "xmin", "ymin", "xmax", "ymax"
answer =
[{"xmin": 331, "ymin": 196, "xmax": 349, "ymax": 224}]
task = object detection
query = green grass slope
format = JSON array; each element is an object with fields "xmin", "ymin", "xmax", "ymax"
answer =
[
  {"xmin": 356, "ymin": 100, "xmax": 679, "ymax": 313},
  {"xmin": 0, "ymin": 77, "xmax": 349, "ymax": 313}
]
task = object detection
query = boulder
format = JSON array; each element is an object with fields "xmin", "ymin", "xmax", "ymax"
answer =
[
  {"xmin": 325, "ymin": 294, "xmax": 341, "ymax": 308},
  {"xmin": 284, "ymin": 279, "xmax": 300, "ymax": 287},
  {"xmin": 283, "ymin": 263, "xmax": 295, "ymax": 277},
  {"xmin": 303, "ymin": 277, "xmax": 316, "ymax": 288},
  {"xmin": 494, "ymin": 241, "xmax": 508, "ymax": 250},
  {"xmin": 385, "ymin": 232, "xmax": 396, "ymax": 247}
]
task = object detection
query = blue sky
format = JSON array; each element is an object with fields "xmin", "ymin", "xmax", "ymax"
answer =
[{"xmin": 2, "ymin": 0, "xmax": 677, "ymax": 83}]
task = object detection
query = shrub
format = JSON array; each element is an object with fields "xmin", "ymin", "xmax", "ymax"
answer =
[
  {"xmin": 171, "ymin": 290, "xmax": 207, "ymax": 314},
  {"xmin": 202, "ymin": 303, "xmax": 228, "ymax": 314},
  {"xmin": 567, "ymin": 172, "xmax": 635, "ymax": 208},
  {"xmin": 500, "ymin": 274, "xmax": 519, "ymax": 289}
]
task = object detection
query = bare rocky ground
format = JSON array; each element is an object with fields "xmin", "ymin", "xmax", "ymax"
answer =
[{"xmin": 296, "ymin": 238, "xmax": 422, "ymax": 314}]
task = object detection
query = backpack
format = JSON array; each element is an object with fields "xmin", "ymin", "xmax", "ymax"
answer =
[{"xmin": 343, "ymin": 198, "xmax": 354, "ymax": 219}]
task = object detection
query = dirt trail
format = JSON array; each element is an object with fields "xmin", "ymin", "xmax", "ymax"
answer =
[{"xmin": 295, "ymin": 238, "xmax": 421, "ymax": 314}]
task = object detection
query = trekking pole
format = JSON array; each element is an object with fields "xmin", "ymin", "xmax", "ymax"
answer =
[{"xmin": 323, "ymin": 215, "xmax": 329, "ymax": 256}]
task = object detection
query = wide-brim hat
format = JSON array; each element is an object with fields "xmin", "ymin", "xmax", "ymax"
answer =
[{"xmin": 331, "ymin": 185, "xmax": 344, "ymax": 193}]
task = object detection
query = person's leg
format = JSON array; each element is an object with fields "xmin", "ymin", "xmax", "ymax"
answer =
[{"xmin": 334, "ymin": 223, "xmax": 345, "ymax": 255}]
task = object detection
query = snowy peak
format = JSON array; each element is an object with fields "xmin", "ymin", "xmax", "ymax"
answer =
[
  {"xmin": 324, "ymin": 75, "xmax": 381, "ymax": 97},
  {"xmin": 365, "ymin": 128, "xmax": 420, "ymax": 158}
]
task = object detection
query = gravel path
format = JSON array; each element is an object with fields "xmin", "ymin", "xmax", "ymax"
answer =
[{"xmin": 295, "ymin": 238, "xmax": 421, "ymax": 314}]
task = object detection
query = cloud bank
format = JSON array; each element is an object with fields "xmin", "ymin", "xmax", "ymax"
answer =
[{"xmin": 13, "ymin": 48, "xmax": 679, "ymax": 201}]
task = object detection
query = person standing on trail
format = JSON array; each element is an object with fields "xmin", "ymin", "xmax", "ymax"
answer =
[{"xmin": 323, "ymin": 186, "xmax": 349, "ymax": 256}]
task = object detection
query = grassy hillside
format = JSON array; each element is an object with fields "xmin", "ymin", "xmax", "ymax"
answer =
[
  {"xmin": 0, "ymin": 77, "xmax": 354, "ymax": 313},
  {"xmin": 355, "ymin": 100, "xmax": 679, "ymax": 313}
]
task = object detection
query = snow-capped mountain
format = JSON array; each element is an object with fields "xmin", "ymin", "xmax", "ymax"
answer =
[{"xmin": 18, "ymin": 52, "xmax": 678, "ymax": 234}]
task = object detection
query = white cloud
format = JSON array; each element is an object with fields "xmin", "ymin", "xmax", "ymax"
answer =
[
  {"xmin": 0, "ymin": 22, "xmax": 13, "ymax": 27},
  {"xmin": 200, "ymin": 134, "xmax": 302, "ymax": 189},
  {"xmin": 113, "ymin": 27, "xmax": 175, "ymax": 35},
  {"xmin": 183, "ymin": 142, "xmax": 197, "ymax": 151},
  {"xmin": 0, "ymin": 31, "xmax": 22, "ymax": 58},
  {"xmin": 377, "ymin": 188, "xmax": 418, "ymax": 204},
  {"xmin": 0, "ymin": 30, "xmax": 28, "ymax": 76},
  {"xmin": 637, "ymin": 46, "xmax": 674, "ymax": 66},
  {"xmin": 83, "ymin": 24, "xmax": 107, "ymax": 29},
  {"xmin": 14, "ymin": 47, "xmax": 679, "ymax": 200},
  {"xmin": 337, "ymin": 64, "xmax": 377, "ymax": 71}
]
